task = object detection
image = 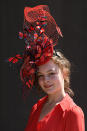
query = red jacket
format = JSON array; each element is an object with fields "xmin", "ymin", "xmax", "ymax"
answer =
[{"xmin": 25, "ymin": 93, "xmax": 85, "ymax": 131}]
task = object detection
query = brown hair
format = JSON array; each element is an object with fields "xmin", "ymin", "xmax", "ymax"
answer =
[{"xmin": 35, "ymin": 50, "xmax": 74, "ymax": 97}]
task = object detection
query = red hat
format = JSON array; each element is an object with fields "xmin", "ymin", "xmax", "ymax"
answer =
[{"xmin": 8, "ymin": 5, "xmax": 63, "ymax": 89}]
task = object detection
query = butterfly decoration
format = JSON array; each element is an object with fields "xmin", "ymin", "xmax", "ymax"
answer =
[{"xmin": 8, "ymin": 54, "xmax": 22, "ymax": 63}]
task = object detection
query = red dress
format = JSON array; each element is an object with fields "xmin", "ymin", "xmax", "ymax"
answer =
[{"xmin": 24, "ymin": 93, "xmax": 85, "ymax": 131}]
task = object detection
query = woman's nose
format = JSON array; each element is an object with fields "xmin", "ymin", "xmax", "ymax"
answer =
[{"xmin": 44, "ymin": 76, "xmax": 50, "ymax": 82}]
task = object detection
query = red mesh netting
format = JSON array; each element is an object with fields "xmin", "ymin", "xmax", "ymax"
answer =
[{"xmin": 24, "ymin": 5, "xmax": 63, "ymax": 46}]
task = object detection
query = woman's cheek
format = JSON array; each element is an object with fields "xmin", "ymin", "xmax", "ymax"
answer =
[
  {"xmin": 51, "ymin": 75, "xmax": 59, "ymax": 81},
  {"xmin": 38, "ymin": 79, "xmax": 43, "ymax": 87}
]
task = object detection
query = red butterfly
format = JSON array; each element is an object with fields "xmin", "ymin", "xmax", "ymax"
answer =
[{"xmin": 8, "ymin": 54, "xmax": 22, "ymax": 63}]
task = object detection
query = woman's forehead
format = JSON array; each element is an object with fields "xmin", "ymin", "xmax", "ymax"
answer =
[{"xmin": 38, "ymin": 60, "xmax": 59, "ymax": 73}]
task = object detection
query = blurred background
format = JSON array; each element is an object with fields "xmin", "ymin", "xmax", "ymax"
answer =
[{"xmin": 1, "ymin": 0, "xmax": 87, "ymax": 130}]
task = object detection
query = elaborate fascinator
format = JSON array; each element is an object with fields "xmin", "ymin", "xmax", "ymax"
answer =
[{"xmin": 8, "ymin": 5, "xmax": 63, "ymax": 89}]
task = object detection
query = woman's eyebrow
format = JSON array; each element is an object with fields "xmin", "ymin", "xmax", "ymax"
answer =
[
  {"xmin": 38, "ymin": 69, "xmax": 56, "ymax": 74},
  {"xmin": 47, "ymin": 69, "xmax": 55, "ymax": 72}
]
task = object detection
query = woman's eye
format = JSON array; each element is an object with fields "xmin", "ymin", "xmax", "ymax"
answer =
[
  {"xmin": 38, "ymin": 75, "xmax": 43, "ymax": 78},
  {"xmin": 49, "ymin": 72, "xmax": 56, "ymax": 76}
]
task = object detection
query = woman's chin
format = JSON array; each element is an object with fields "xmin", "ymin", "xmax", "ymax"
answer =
[
  {"xmin": 45, "ymin": 88, "xmax": 58, "ymax": 95},
  {"xmin": 44, "ymin": 86, "xmax": 61, "ymax": 95}
]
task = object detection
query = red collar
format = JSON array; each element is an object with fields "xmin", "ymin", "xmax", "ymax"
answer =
[
  {"xmin": 59, "ymin": 93, "xmax": 75, "ymax": 111},
  {"xmin": 38, "ymin": 93, "xmax": 76, "ymax": 112}
]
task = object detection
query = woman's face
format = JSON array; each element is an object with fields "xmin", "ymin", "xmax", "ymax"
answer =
[{"xmin": 37, "ymin": 60, "xmax": 65, "ymax": 95}]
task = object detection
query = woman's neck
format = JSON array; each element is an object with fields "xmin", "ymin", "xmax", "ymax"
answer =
[{"xmin": 47, "ymin": 91, "xmax": 66, "ymax": 105}]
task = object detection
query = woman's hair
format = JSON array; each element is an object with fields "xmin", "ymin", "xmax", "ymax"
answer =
[{"xmin": 35, "ymin": 50, "xmax": 74, "ymax": 97}]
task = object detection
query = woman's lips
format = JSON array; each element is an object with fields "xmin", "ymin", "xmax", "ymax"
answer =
[{"xmin": 44, "ymin": 84, "xmax": 53, "ymax": 88}]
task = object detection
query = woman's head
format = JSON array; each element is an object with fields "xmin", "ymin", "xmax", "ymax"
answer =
[
  {"xmin": 8, "ymin": 5, "xmax": 74, "ymax": 98},
  {"xmin": 36, "ymin": 50, "xmax": 74, "ymax": 97}
]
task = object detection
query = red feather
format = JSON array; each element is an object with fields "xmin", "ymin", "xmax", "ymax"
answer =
[
  {"xmin": 8, "ymin": 54, "xmax": 22, "ymax": 63},
  {"xmin": 8, "ymin": 57, "xmax": 14, "ymax": 62}
]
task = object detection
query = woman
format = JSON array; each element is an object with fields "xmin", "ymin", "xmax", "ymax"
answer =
[
  {"xmin": 24, "ymin": 51, "xmax": 85, "ymax": 131},
  {"xmin": 8, "ymin": 5, "xmax": 85, "ymax": 131}
]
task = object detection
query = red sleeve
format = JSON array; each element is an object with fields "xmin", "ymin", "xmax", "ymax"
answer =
[
  {"xmin": 24, "ymin": 103, "xmax": 37, "ymax": 131},
  {"xmin": 65, "ymin": 106, "xmax": 85, "ymax": 131}
]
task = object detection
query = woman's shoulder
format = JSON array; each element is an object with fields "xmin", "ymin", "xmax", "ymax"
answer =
[
  {"xmin": 65, "ymin": 105, "xmax": 85, "ymax": 130},
  {"xmin": 63, "ymin": 98, "xmax": 85, "ymax": 130},
  {"xmin": 59, "ymin": 93, "xmax": 84, "ymax": 117},
  {"xmin": 64, "ymin": 100, "xmax": 85, "ymax": 122},
  {"xmin": 68, "ymin": 104, "xmax": 84, "ymax": 118},
  {"xmin": 66, "ymin": 94, "xmax": 84, "ymax": 116}
]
